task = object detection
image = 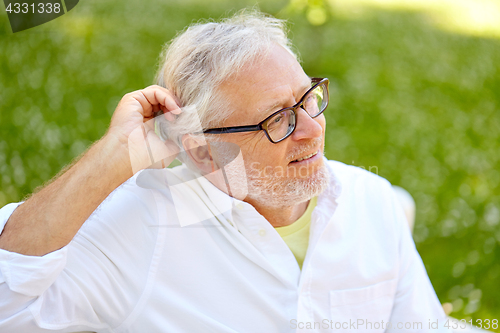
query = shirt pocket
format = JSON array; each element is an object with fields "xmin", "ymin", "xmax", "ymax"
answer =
[{"xmin": 330, "ymin": 279, "xmax": 397, "ymax": 332}]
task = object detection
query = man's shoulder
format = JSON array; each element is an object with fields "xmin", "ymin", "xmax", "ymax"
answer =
[
  {"xmin": 93, "ymin": 172, "xmax": 158, "ymax": 217},
  {"xmin": 325, "ymin": 159, "xmax": 400, "ymax": 218},
  {"xmin": 324, "ymin": 160, "xmax": 406, "ymax": 242},
  {"xmin": 77, "ymin": 170, "xmax": 166, "ymax": 241},
  {"xmin": 86, "ymin": 164, "xmax": 203, "ymax": 227},
  {"xmin": 326, "ymin": 159, "xmax": 392, "ymax": 190}
]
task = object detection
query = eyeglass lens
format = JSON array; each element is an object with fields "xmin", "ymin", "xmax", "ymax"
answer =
[{"xmin": 266, "ymin": 83, "xmax": 327, "ymax": 142}]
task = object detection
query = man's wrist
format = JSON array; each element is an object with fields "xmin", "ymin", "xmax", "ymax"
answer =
[{"xmin": 98, "ymin": 133, "xmax": 135, "ymax": 182}]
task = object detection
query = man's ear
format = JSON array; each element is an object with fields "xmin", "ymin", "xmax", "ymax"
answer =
[{"xmin": 181, "ymin": 134, "xmax": 216, "ymax": 174}]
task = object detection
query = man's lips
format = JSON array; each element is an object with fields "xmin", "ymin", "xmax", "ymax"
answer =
[{"xmin": 290, "ymin": 150, "xmax": 319, "ymax": 163}]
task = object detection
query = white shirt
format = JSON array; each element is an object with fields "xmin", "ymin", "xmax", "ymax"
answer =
[{"xmin": 0, "ymin": 159, "xmax": 448, "ymax": 332}]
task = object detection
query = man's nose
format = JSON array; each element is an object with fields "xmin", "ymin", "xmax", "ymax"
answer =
[{"xmin": 290, "ymin": 107, "xmax": 323, "ymax": 141}]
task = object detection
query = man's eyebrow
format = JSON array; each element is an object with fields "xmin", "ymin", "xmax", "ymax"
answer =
[
  {"xmin": 261, "ymin": 101, "xmax": 282, "ymax": 115},
  {"xmin": 299, "ymin": 78, "xmax": 313, "ymax": 96}
]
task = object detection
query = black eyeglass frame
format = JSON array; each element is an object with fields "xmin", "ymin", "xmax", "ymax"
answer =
[{"xmin": 202, "ymin": 77, "xmax": 329, "ymax": 143}]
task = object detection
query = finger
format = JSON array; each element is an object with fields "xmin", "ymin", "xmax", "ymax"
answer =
[
  {"xmin": 129, "ymin": 91, "xmax": 155, "ymax": 119},
  {"xmin": 165, "ymin": 112, "xmax": 175, "ymax": 121},
  {"xmin": 147, "ymin": 85, "xmax": 182, "ymax": 107},
  {"xmin": 141, "ymin": 86, "xmax": 182, "ymax": 116}
]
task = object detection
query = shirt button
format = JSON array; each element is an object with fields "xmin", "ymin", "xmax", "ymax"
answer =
[
  {"xmin": 236, "ymin": 203, "xmax": 244, "ymax": 210},
  {"xmin": 258, "ymin": 229, "xmax": 266, "ymax": 237}
]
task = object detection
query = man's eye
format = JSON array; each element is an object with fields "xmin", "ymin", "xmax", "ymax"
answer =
[
  {"xmin": 273, "ymin": 115, "xmax": 283, "ymax": 123},
  {"xmin": 305, "ymin": 94, "xmax": 317, "ymax": 104}
]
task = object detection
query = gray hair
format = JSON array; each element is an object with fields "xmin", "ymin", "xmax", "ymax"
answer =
[{"xmin": 154, "ymin": 10, "xmax": 298, "ymax": 153}]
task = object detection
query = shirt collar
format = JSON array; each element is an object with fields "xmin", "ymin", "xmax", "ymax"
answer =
[
  {"xmin": 134, "ymin": 157, "xmax": 342, "ymax": 228},
  {"xmin": 135, "ymin": 166, "xmax": 239, "ymax": 228}
]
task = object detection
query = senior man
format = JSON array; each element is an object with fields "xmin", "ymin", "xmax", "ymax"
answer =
[{"xmin": 0, "ymin": 12, "xmax": 448, "ymax": 332}]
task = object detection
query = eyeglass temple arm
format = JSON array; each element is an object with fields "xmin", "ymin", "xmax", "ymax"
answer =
[{"xmin": 202, "ymin": 124, "xmax": 262, "ymax": 134}]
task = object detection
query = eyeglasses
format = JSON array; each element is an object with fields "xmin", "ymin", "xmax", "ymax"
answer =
[{"xmin": 202, "ymin": 77, "xmax": 329, "ymax": 143}]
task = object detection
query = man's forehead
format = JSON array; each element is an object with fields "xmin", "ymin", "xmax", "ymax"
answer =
[
  {"xmin": 220, "ymin": 75, "xmax": 311, "ymax": 125},
  {"xmin": 218, "ymin": 44, "xmax": 310, "ymax": 122},
  {"xmin": 228, "ymin": 63, "xmax": 310, "ymax": 100},
  {"xmin": 255, "ymin": 77, "xmax": 312, "ymax": 113},
  {"xmin": 225, "ymin": 45, "xmax": 303, "ymax": 87}
]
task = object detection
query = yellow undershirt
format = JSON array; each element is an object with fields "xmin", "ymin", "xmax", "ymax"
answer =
[{"xmin": 274, "ymin": 197, "xmax": 317, "ymax": 269}]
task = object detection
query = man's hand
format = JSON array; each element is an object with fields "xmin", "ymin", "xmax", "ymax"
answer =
[
  {"xmin": 0, "ymin": 86, "xmax": 182, "ymax": 256},
  {"xmin": 108, "ymin": 85, "xmax": 182, "ymax": 173}
]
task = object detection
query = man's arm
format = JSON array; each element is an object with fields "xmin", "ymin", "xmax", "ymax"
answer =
[
  {"xmin": 0, "ymin": 136, "xmax": 130, "ymax": 256},
  {"xmin": 0, "ymin": 85, "xmax": 181, "ymax": 256}
]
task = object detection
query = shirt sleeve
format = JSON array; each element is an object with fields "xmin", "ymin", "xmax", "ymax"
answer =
[
  {"xmin": 0, "ymin": 203, "xmax": 69, "ymax": 297},
  {"xmin": 0, "ymin": 202, "xmax": 78, "ymax": 332},
  {"xmin": 386, "ymin": 189, "xmax": 452, "ymax": 332},
  {"xmin": 0, "ymin": 178, "xmax": 161, "ymax": 333}
]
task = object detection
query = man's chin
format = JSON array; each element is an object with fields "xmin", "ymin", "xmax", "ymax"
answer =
[{"xmin": 246, "ymin": 162, "xmax": 330, "ymax": 208}]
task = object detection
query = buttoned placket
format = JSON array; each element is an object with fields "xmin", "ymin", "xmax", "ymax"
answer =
[
  {"xmin": 300, "ymin": 172, "xmax": 342, "ymax": 326},
  {"xmin": 231, "ymin": 200, "xmax": 301, "ymax": 288}
]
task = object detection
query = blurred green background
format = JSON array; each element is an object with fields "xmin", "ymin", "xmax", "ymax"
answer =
[{"xmin": 1, "ymin": 0, "xmax": 499, "ymax": 325}]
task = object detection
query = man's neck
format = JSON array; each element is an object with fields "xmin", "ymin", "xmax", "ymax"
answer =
[
  {"xmin": 245, "ymin": 199, "xmax": 310, "ymax": 228},
  {"xmin": 203, "ymin": 171, "xmax": 310, "ymax": 227}
]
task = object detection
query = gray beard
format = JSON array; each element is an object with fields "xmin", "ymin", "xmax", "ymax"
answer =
[
  {"xmin": 244, "ymin": 162, "xmax": 330, "ymax": 208},
  {"xmin": 209, "ymin": 139, "xmax": 329, "ymax": 208},
  {"xmin": 219, "ymin": 155, "xmax": 330, "ymax": 208}
]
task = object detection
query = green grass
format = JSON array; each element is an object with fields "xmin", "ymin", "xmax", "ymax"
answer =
[{"xmin": 1, "ymin": 0, "xmax": 499, "ymax": 324}]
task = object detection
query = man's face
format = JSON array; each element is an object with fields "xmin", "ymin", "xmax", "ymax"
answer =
[{"xmin": 210, "ymin": 43, "xmax": 329, "ymax": 207}]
